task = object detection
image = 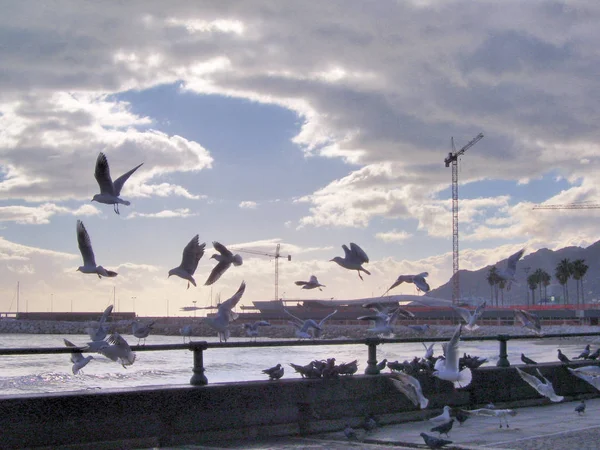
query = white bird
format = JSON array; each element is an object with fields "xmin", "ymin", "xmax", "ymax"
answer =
[
  {"xmin": 98, "ymin": 332, "xmax": 136, "ymax": 368},
  {"xmin": 382, "ymin": 272, "xmax": 430, "ymax": 296},
  {"xmin": 568, "ymin": 367, "xmax": 600, "ymax": 391},
  {"xmin": 168, "ymin": 235, "xmax": 206, "ymax": 289},
  {"xmin": 358, "ymin": 306, "xmax": 414, "ymax": 337},
  {"xmin": 76, "ymin": 220, "xmax": 118, "ymax": 279},
  {"xmin": 330, "ymin": 243, "xmax": 370, "ymax": 280},
  {"xmin": 91, "ymin": 152, "xmax": 143, "ymax": 215},
  {"xmin": 422, "ymin": 342, "xmax": 435, "ymax": 360},
  {"xmin": 432, "ymin": 325, "xmax": 472, "ymax": 388},
  {"xmin": 243, "ymin": 321, "xmax": 271, "ymax": 340},
  {"xmin": 204, "ymin": 242, "xmax": 243, "ymax": 286},
  {"xmin": 295, "ymin": 275, "xmax": 326, "ymax": 291},
  {"xmin": 429, "ymin": 405, "xmax": 451, "ymax": 426},
  {"xmin": 462, "ymin": 408, "xmax": 517, "ymax": 428},
  {"xmin": 284, "ymin": 308, "xmax": 337, "ymax": 339},
  {"xmin": 571, "ymin": 365, "xmax": 600, "ymax": 376},
  {"xmin": 390, "ymin": 372, "xmax": 429, "ymax": 409},
  {"xmin": 180, "ymin": 325, "xmax": 193, "ymax": 343},
  {"xmin": 515, "ymin": 367, "xmax": 563, "ymax": 402},
  {"xmin": 131, "ymin": 320, "xmax": 154, "ymax": 345},
  {"xmin": 204, "ymin": 281, "xmax": 246, "ymax": 342},
  {"xmin": 514, "ymin": 309, "xmax": 542, "ymax": 335},
  {"xmin": 84, "ymin": 305, "xmax": 114, "ymax": 342},
  {"xmin": 495, "ymin": 248, "xmax": 525, "ymax": 290},
  {"xmin": 451, "ymin": 301, "xmax": 486, "ymax": 331},
  {"xmin": 64, "ymin": 339, "xmax": 93, "ymax": 375}
]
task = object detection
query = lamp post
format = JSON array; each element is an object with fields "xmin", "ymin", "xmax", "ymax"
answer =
[
  {"xmin": 131, "ymin": 297, "xmax": 136, "ymax": 313},
  {"xmin": 50, "ymin": 294, "xmax": 53, "ymax": 313},
  {"xmin": 193, "ymin": 301, "xmax": 197, "ymax": 318}
]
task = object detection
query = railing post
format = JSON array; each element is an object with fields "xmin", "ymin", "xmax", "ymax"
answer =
[
  {"xmin": 364, "ymin": 337, "xmax": 382, "ymax": 375},
  {"xmin": 189, "ymin": 341, "xmax": 209, "ymax": 385},
  {"xmin": 496, "ymin": 335, "xmax": 510, "ymax": 367}
]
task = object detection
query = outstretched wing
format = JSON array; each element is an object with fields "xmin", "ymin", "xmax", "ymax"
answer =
[
  {"xmin": 318, "ymin": 310, "xmax": 338, "ymax": 326},
  {"xmin": 473, "ymin": 301, "xmax": 487, "ymax": 319},
  {"xmin": 451, "ymin": 306, "xmax": 472, "ymax": 324},
  {"xmin": 218, "ymin": 281, "xmax": 246, "ymax": 320},
  {"xmin": 213, "ymin": 241, "xmax": 233, "ymax": 258},
  {"xmin": 283, "ymin": 308, "xmax": 304, "ymax": 327},
  {"xmin": 179, "ymin": 235, "xmax": 205, "ymax": 275},
  {"xmin": 77, "ymin": 220, "xmax": 96, "ymax": 267},
  {"xmin": 205, "ymin": 259, "xmax": 232, "ymax": 286},
  {"xmin": 350, "ymin": 242, "xmax": 369, "ymax": 263},
  {"xmin": 94, "ymin": 152, "xmax": 115, "ymax": 195},
  {"xmin": 444, "ymin": 324, "xmax": 462, "ymax": 371},
  {"xmin": 516, "ymin": 367, "xmax": 543, "ymax": 391},
  {"xmin": 112, "ymin": 162, "xmax": 144, "ymax": 196},
  {"xmin": 295, "ymin": 280, "xmax": 308, "ymax": 286},
  {"xmin": 98, "ymin": 305, "xmax": 113, "ymax": 325},
  {"xmin": 504, "ymin": 248, "xmax": 525, "ymax": 277}
]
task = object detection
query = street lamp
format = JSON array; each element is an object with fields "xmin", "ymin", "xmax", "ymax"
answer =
[
  {"xmin": 131, "ymin": 297, "xmax": 136, "ymax": 313},
  {"xmin": 193, "ymin": 301, "xmax": 197, "ymax": 318}
]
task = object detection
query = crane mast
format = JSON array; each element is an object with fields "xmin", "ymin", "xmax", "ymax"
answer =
[{"xmin": 444, "ymin": 132, "xmax": 484, "ymax": 304}]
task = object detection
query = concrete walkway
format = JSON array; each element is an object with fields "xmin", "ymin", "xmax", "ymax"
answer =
[{"xmin": 159, "ymin": 397, "xmax": 600, "ymax": 449}]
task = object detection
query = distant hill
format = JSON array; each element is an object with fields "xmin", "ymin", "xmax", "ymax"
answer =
[{"xmin": 428, "ymin": 240, "xmax": 600, "ymax": 305}]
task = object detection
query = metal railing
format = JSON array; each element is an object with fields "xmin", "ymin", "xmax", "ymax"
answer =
[{"xmin": 1, "ymin": 332, "xmax": 599, "ymax": 386}]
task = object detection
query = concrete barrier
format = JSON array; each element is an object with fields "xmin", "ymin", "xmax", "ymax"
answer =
[{"xmin": 0, "ymin": 361, "xmax": 598, "ymax": 449}]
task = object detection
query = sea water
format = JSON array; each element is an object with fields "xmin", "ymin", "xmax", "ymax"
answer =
[{"xmin": 0, "ymin": 333, "xmax": 595, "ymax": 396}]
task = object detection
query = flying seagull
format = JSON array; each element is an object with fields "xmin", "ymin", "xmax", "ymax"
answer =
[
  {"xmin": 358, "ymin": 306, "xmax": 413, "ymax": 337},
  {"xmin": 568, "ymin": 367, "xmax": 600, "ymax": 391},
  {"xmin": 331, "ymin": 242, "xmax": 370, "ymax": 280},
  {"xmin": 64, "ymin": 339, "xmax": 93, "ymax": 375},
  {"xmin": 243, "ymin": 320, "xmax": 271, "ymax": 340},
  {"xmin": 514, "ymin": 309, "xmax": 542, "ymax": 335},
  {"xmin": 515, "ymin": 367, "xmax": 564, "ymax": 402},
  {"xmin": 204, "ymin": 281, "xmax": 246, "ymax": 342},
  {"xmin": 433, "ymin": 325, "xmax": 472, "ymax": 388},
  {"xmin": 284, "ymin": 308, "xmax": 338, "ymax": 339},
  {"xmin": 461, "ymin": 408, "xmax": 517, "ymax": 428},
  {"xmin": 85, "ymin": 305, "xmax": 114, "ymax": 342},
  {"xmin": 382, "ymin": 272, "xmax": 430, "ymax": 296},
  {"xmin": 495, "ymin": 248, "xmax": 525, "ymax": 290},
  {"xmin": 76, "ymin": 220, "xmax": 118, "ymax": 279},
  {"xmin": 451, "ymin": 301, "xmax": 486, "ymax": 331},
  {"xmin": 390, "ymin": 372, "xmax": 429, "ymax": 409},
  {"xmin": 98, "ymin": 332, "xmax": 136, "ymax": 368},
  {"xmin": 168, "ymin": 235, "xmax": 206, "ymax": 289},
  {"xmin": 204, "ymin": 241, "xmax": 243, "ymax": 286},
  {"xmin": 91, "ymin": 152, "xmax": 143, "ymax": 215},
  {"xmin": 295, "ymin": 275, "xmax": 326, "ymax": 291}
]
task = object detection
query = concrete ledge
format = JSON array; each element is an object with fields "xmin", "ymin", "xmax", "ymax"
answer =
[{"xmin": 0, "ymin": 361, "xmax": 598, "ymax": 449}]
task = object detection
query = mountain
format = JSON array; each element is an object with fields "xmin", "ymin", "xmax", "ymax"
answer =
[{"xmin": 428, "ymin": 241, "xmax": 600, "ymax": 305}]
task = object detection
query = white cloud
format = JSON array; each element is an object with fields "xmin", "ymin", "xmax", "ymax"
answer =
[
  {"xmin": 239, "ymin": 201, "xmax": 258, "ymax": 209},
  {"xmin": 0, "ymin": 203, "xmax": 100, "ymax": 225},
  {"xmin": 127, "ymin": 208, "xmax": 196, "ymax": 219},
  {"xmin": 375, "ymin": 229, "xmax": 412, "ymax": 243}
]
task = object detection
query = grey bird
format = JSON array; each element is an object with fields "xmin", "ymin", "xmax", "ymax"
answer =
[
  {"xmin": 204, "ymin": 241, "xmax": 243, "ymax": 286},
  {"xmin": 204, "ymin": 281, "xmax": 246, "ymax": 342},
  {"xmin": 408, "ymin": 324, "xmax": 431, "ymax": 334},
  {"xmin": 574, "ymin": 344, "xmax": 591, "ymax": 359},
  {"xmin": 91, "ymin": 152, "xmax": 143, "ymax": 215},
  {"xmin": 462, "ymin": 408, "xmax": 517, "ymax": 428},
  {"xmin": 495, "ymin": 248, "xmax": 525, "ymax": 290},
  {"xmin": 588, "ymin": 348, "xmax": 600, "ymax": 360},
  {"xmin": 430, "ymin": 419, "xmax": 454, "ymax": 437},
  {"xmin": 516, "ymin": 367, "xmax": 564, "ymax": 402},
  {"xmin": 390, "ymin": 372, "xmax": 429, "ymax": 409},
  {"xmin": 295, "ymin": 275, "xmax": 326, "ymax": 291},
  {"xmin": 330, "ymin": 243, "xmax": 370, "ymax": 280},
  {"xmin": 575, "ymin": 400, "xmax": 586, "ymax": 415},
  {"xmin": 568, "ymin": 367, "xmax": 600, "ymax": 390},
  {"xmin": 358, "ymin": 302, "xmax": 414, "ymax": 337},
  {"xmin": 382, "ymin": 272, "xmax": 430, "ymax": 296},
  {"xmin": 451, "ymin": 301, "xmax": 486, "ymax": 331},
  {"xmin": 243, "ymin": 320, "xmax": 271, "ymax": 340},
  {"xmin": 76, "ymin": 220, "xmax": 118, "ymax": 279},
  {"xmin": 168, "ymin": 235, "xmax": 206, "ymax": 289},
  {"xmin": 429, "ymin": 406, "xmax": 452, "ymax": 426},
  {"xmin": 514, "ymin": 309, "xmax": 542, "ymax": 335},
  {"xmin": 284, "ymin": 309, "xmax": 337, "ymax": 339},
  {"xmin": 521, "ymin": 353, "xmax": 537, "ymax": 365},
  {"xmin": 64, "ymin": 339, "xmax": 93, "ymax": 375},
  {"xmin": 131, "ymin": 320, "xmax": 154, "ymax": 345},
  {"xmin": 557, "ymin": 349, "xmax": 571, "ymax": 364},
  {"xmin": 98, "ymin": 332, "xmax": 136, "ymax": 368},
  {"xmin": 420, "ymin": 432, "xmax": 452, "ymax": 449},
  {"xmin": 262, "ymin": 363, "xmax": 284, "ymax": 380},
  {"xmin": 84, "ymin": 305, "xmax": 114, "ymax": 342}
]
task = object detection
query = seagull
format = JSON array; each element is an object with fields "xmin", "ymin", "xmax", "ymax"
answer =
[
  {"xmin": 180, "ymin": 325, "xmax": 193, "ymax": 343},
  {"xmin": 382, "ymin": 272, "xmax": 430, "ymax": 296},
  {"xmin": 451, "ymin": 301, "xmax": 486, "ymax": 331},
  {"xmin": 568, "ymin": 367, "xmax": 600, "ymax": 391},
  {"xmin": 420, "ymin": 432, "xmax": 452, "ymax": 449},
  {"xmin": 423, "ymin": 342, "xmax": 435, "ymax": 360},
  {"xmin": 430, "ymin": 419, "xmax": 454, "ymax": 438},
  {"xmin": 64, "ymin": 339, "xmax": 93, "ymax": 375},
  {"xmin": 521, "ymin": 353, "xmax": 537, "ymax": 365},
  {"xmin": 429, "ymin": 405, "xmax": 452, "ymax": 426},
  {"xmin": 358, "ymin": 307, "xmax": 413, "ymax": 337},
  {"xmin": 575, "ymin": 400, "xmax": 586, "ymax": 415},
  {"xmin": 84, "ymin": 305, "xmax": 114, "ymax": 342},
  {"xmin": 390, "ymin": 372, "xmax": 429, "ymax": 409},
  {"xmin": 495, "ymin": 248, "xmax": 525, "ymax": 290},
  {"xmin": 557, "ymin": 349, "xmax": 571, "ymax": 364},
  {"xmin": 330, "ymin": 243, "xmax": 370, "ymax": 280},
  {"xmin": 204, "ymin": 242, "xmax": 243, "ymax": 286},
  {"xmin": 98, "ymin": 332, "xmax": 136, "ymax": 368},
  {"xmin": 574, "ymin": 344, "xmax": 591, "ymax": 359},
  {"xmin": 76, "ymin": 220, "xmax": 118, "ymax": 279},
  {"xmin": 571, "ymin": 365, "xmax": 600, "ymax": 376},
  {"xmin": 515, "ymin": 367, "xmax": 564, "ymax": 402},
  {"xmin": 433, "ymin": 325, "xmax": 472, "ymax": 388},
  {"xmin": 262, "ymin": 363, "xmax": 284, "ymax": 380},
  {"xmin": 295, "ymin": 275, "xmax": 326, "ymax": 291},
  {"xmin": 514, "ymin": 309, "xmax": 542, "ymax": 335},
  {"xmin": 243, "ymin": 320, "xmax": 271, "ymax": 340},
  {"xmin": 284, "ymin": 309, "xmax": 337, "ymax": 339},
  {"xmin": 462, "ymin": 408, "xmax": 517, "ymax": 428},
  {"xmin": 407, "ymin": 324, "xmax": 431, "ymax": 334},
  {"xmin": 168, "ymin": 235, "xmax": 206, "ymax": 289},
  {"xmin": 91, "ymin": 152, "xmax": 143, "ymax": 215},
  {"xmin": 204, "ymin": 281, "xmax": 246, "ymax": 342},
  {"xmin": 131, "ymin": 320, "xmax": 155, "ymax": 345}
]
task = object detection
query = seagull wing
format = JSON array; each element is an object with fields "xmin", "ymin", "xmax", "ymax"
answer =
[
  {"xmin": 98, "ymin": 305, "xmax": 113, "ymax": 325},
  {"xmin": 389, "ymin": 307, "xmax": 414, "ymax": 325},
  {"xmin": 350, "ymin": 242, "xmax": 369, "ymax": 263},
  {"xmin": 77, "ymin": 220, "xmax": 97, "ymax": 267},
  {"xmin": 390, "ymin": 372, "xmax": 429, "ymax": 409},
  {"xmin": 362, "ymin": 302, "xmax": 387, "ymax": 313},
  {"xmin": 179, "ymin": 235, "xmax": 205, "ymax": 275},
  {"xmin": 213, "ymin": 241, "xmax": 233, "ymax": 258},
  {"xmin": 474, "ymin": 301, "xmax": 487, "ymax": 318},
  {"xmin": 318, "ymin": 310, "xmax": 338, "ymax": 326},
  {"xmin": 413, "ymin": 275, "xmax": 431, "ymax": 292},
  {"xmin": 451, "ymin": 306, "xmax": 472, "ymax": 324},
  {"xmin": 283, "ymin": 308, "xmax": 304, "ymax": 327},
  {"xmin": 218, "ymin": 281, "xmax": 246, "ymax": 319},
  {"xmin": 309, "ymin": 275, "xmax": 319, "ymax": 284},
  {"xmin": 300, "ymin": 319, "xmax": 321, "ymax": 333},
  {"xmin": 112, "ymin": 162, "xmax": 143, "ymax": 196},
  {"xmin": 357, "ymin": 314, "xmax": 387, "ymax": 327},
  {"xmin": 94, "ymin": 152, "xmax": 115, "ymax": 195},
  {"xmin": 464, "ymin": 408, "xmax": 499, "ymax": 417},
  {"xmin": 342, "ymin": 244, "xmax": 352, "ymax": 259},
  {"xmin": 516, "ymin": 367, "xmax": 543, "ymax": 391},
  {"xmin": 506, "ymin": 248, "xmax": 525, "ymax": 274},
  {"xmin": 205, "ymin": 259, "xmax": 232, "ymax": 286},
  {"xmin": 444, "ymin": 325, "xmax": 462, "ymax": 371},
  {"xmin": 295, "ymin": 280, "xmax": 308, "ymax": 286}
]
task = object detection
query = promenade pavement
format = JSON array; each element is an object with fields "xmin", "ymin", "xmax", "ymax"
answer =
[{"xmin": 162, "ymin": 397, "xmax": 600, "ymax": 450}]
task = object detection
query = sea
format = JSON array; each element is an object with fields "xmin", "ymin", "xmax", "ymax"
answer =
[{"xmin": 0, "ymin": 333, "xmax": 595, "ymax": 396}]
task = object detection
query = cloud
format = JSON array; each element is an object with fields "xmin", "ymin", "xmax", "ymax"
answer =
[
  {"xmin": 127, "ymin": 208, "xmax": 196, "ymax": 219},
  {"xmin": 239, "ymin": 201, "xmax": 258, "ymax": 209},
  {"xmin": 0, "ymin": 203, "xmax": 100, "ymax": 224},
  {"xmin": 376, "ymin": 229, "xmax": 412, "ymax": 243}
]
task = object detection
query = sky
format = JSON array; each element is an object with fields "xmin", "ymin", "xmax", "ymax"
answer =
[{"xmin": 1, "ymin": 0, "xmax": 600, "ymax": 316}]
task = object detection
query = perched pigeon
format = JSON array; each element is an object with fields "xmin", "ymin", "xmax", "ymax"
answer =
[
  {"xmin": 575, "ymin": 400, "xmax": 586, "ymax": 415},
  {"xmin": 330, "ymin": 243, "xmax": 370, "ymax": 280},
  {"xmin": 430, "ymin": 419, "xmax": 454, "ymax": 437},
  {"xmin": 262, "ymin": 363, "xmax": 284, "ymax": 380},
  {"xmin": 557, "ymin": 349, "xmax": 571, "ymax": 364},
  {"xmin": 420, "ymin": 432, "xmax": 452, "ymax": 449},
  {"xmin": 574, "ymin": 344, "xmax": 591, "ymax": 360},
  {"xmin": 344, "ymin": 423, "xmax": 358, "ymax": 440},
  {"xmin": 168, "ymin": 235, "xmax": 206, "ymax": 289},
  {"xmin": 91, "ymin": 152, "xmax": 143, "ymax": 215},
  {"xmin": 521, "ymin": 353, "xmax": 537, "ymax": 365},
  {"xmin": 454, "ymin": 409, "xmax": 469, "ymax": 426},
  {"xmin": 363, "ymin": 414, "xmax": 377, "ymax": 433},
  {"xmin": 204, "ymin": 242, "xmax": 243, "ymax": 286}
]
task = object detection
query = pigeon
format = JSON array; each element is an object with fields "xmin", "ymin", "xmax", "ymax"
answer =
[
  {"xmin": 568, "ymin": 367, "xmax": 600, "ymax": 391},
  {"xmin": 98, "ymin": 332, "xmax": 136, "ymax": 368},
  {"xmin": 495, "ymin": 248, "xmax": 525, "ymax": 290},
  {"xmin": 514, "ymin": 309, "xmax": 542, "ymax": 335},
  {"xmin": 243, "ymin": 321, "xmax": 271, "ymax": 340},
  {"xmin": 338, "ymin": 360, "xmax": 359, "ymax": 376},
  {"xmin": 454, "ymin": 409, "xmax": 469, "ymax": 426},
  {"xmin": 574, "ymin": 344, "xmax": 591, "ymax": 360},
  {"xmin": 64, "ymin": 339, "xmax": 93, "ymax": 375},
  {"xmin": 429, "ymin": 406, "xmax": 452, "ymax": 426},
  {"xmin": 433, "ymin": 325, "xmax": 472, "ymax": 388},
  {"xmin": 343, "ymin": 423, "xmax": 358, "ymax": 440},
  {"xmin": 430, "ymin": 419, "xmax": 454, "ymax": 437},
  {"xmin": 521, "ymin": 353, "xmax": 537, "ymax": 365},
  {"xmin": 204, "ymin": 281, "xmax": 246, "ymax": 342},
  {"xmin": 420, "ymin": 432, "xmax": 452, "ymax": 449},
  {"xmin": 204, "ymin": 242, "xmax": 243, "ymax": 286},
  {"xmin": 168, "ymin": 235, "xmax": 206, "ymax": 289},
  {"xmin": 91, "ymin": 152, "xmax": 143, "ymax": 214},
  {"xmin": 462, "ymin": 408, "xmax": 517, "ymax": 428},
  {"xmin": 515, "ymin": 367, "xmax": 564, "ymax": 402},
  {"xmin": 131, "ymin": 320, "xmax": 154, "ymax": 345},
  {"xmin": 295, "ymin": 275, "xmax": 326, "ymax": 291},
  {"xmin": 375, "ymin": 359, "xmax": 388, "ymax": 372},
  {"xmin": 76, "ymin": 220, "xmax": 118, "ymax": 279},
  {"xmin": 575, "ymin": 400, "xmax": 586, "ymax": 415},
  {"xmin": 390, "ymin": 372, "xmax": 429, "ymax": 409},
  {"xmin": 382, "ymin": 272, "xmax": 430, "ymax": 296},
  {"xmin": 451, "ymin": 301, "xmax": 486, "ymax": 331},
  {"xmin": 284, "ymin": 308, "xmax": 337, "ymax": 339},
  {"xmin": 557, "ymin": 349, "xmax": 571, "ymax": 364},
  {"xmin": 330, "ymin": 243, "xmax": 370, "ymax": 280},
  {"xmin": 588, "ymin": 348, "xmax": 600, "ymax": 360},
  {"xmin": 84, "ymin": 305, "xmax": 114, "ymax": 342},
  {"xmin": 262, "ymin": 363, "xmax": 284, "ymax": 380}
]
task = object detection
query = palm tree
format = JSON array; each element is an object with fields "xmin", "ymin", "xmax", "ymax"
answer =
[
  {"xmin": 555, "ymin": 258, "xmax": 573, "ymax": 304},
  {"xmin": 572, "ymin": 259, "xmax": 589, "ymax": 305},
  {"xmin": 534, "ymin": 268, "xmax": 545, "ymax": 303},
  {"xmin": 540, "ymin": 270, "xmax": 551, "ymax": 302},
  {"xmin": 527, "ymin": 273, "xmax": 538, "ymax": 305},
  {"xmin": 498, "ymin": 279, "xmax": 506, "ymax": 306},
  {"xmin": 486, "ymin": 267, "xmax": 499, "ymax": 305}
]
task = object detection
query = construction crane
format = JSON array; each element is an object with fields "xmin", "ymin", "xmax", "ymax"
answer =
[
  {"xmin": 444, "ymin": 132, "xmax": 484, "ymax": 304},
  {"xmin": 231, "ymin": 244, "xmax": 291, "ymax": 301},
  {"xmin": 533, "ymin": 203, "xmax": 600, "ymax": 210}
]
